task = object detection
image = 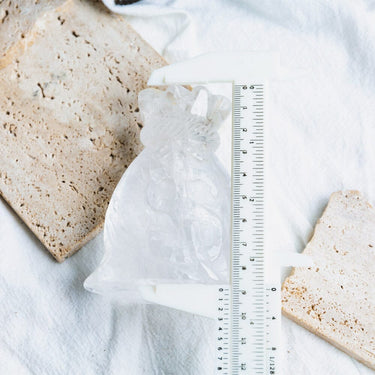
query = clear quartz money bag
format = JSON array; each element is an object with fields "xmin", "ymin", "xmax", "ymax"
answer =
[{"xmin": 85, "ymin": 85, "xmax": 231, "ymax": 303}]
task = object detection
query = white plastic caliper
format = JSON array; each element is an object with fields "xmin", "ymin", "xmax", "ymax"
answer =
[{"xmin": 139, "ymin": 52, "xmax": 312, "ymax": 375}]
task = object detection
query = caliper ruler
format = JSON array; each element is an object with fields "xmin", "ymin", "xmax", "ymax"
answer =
[
  {"xmin": 144, "ymin": 52, "xmax": 311, "ymax": 375},
  {"xmin": 215, "ymin": 82, "xmax": 279, "ymax": 375}
]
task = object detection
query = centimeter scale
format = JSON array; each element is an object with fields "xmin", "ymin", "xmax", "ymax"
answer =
[
  {"xmin": 216, "ymin": 82, "xmax": 279, "ymax": 375},
  {"xmin": 143, "ymin": 52, "xmax": 310, "ymax": 375}
]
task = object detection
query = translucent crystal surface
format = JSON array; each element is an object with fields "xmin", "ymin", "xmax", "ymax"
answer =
[{"xmin": 85, "ymin": 85, "xmax": 231, "ymax": 302}]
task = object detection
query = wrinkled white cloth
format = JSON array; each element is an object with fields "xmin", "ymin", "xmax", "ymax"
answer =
[{"xmin": 1, "ymin": 0, "xmax": 375, "ymax": 374}]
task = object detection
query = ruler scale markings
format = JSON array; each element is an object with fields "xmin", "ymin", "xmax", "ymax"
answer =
[
  {"xmin": 233, "ymin": 83, "xmax": 265, "ymax": 375},
  {"xmin": 217, "ymin": 81, "xmax": 278, "ymax": 375}
]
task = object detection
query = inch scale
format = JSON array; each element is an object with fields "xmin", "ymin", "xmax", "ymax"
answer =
[{"xmin": 216, "ymin": 83, "xmax": 280, "ymax": 375}]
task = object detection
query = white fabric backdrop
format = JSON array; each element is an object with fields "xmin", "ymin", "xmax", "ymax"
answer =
[{"xmin": 1, "ymin": 0, "xmax": 375, "ymax": 373}]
